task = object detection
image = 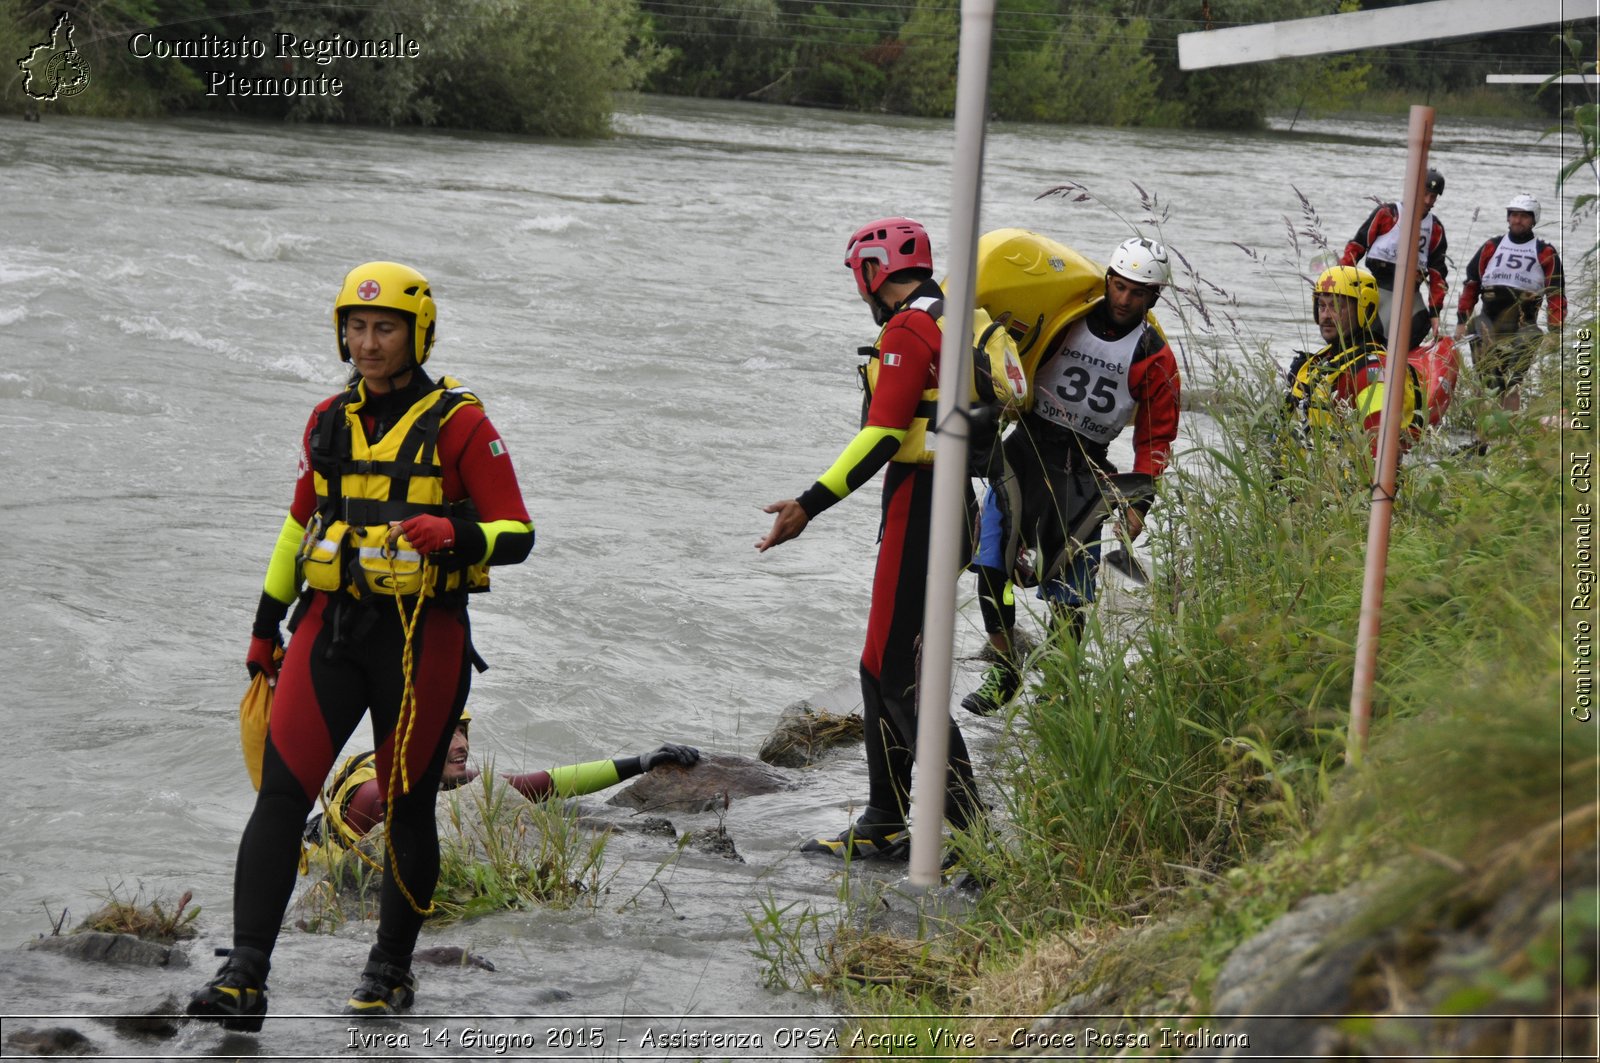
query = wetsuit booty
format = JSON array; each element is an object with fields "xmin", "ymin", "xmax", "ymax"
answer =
[
  {"xmin": 800, "ymin": 807, "xmax": 909, "ymax": 861},
  {"xmin": 343, "ymin": 957, "xmax": 417, "ymax": 1017},
  {"xmin": 961, "ymin": 661, "xmax": 1020, "ymax": 717},
  {"xmin": 186, "ymin": 945, "xmax": 269, "ymax": 1033}
]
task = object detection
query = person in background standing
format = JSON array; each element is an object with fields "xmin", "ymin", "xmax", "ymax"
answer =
[
  {"xmin": 1454, "ymin": 192, "xmax": 1566, "ymax": 412},
  {"xmin": 1341, "ymin": 168, "xmax": 1449, "ymax": 348}
]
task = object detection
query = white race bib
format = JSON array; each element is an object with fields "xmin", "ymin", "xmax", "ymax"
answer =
[{"xmin": 1030, "ymin": 317, "xmax": 1142, "ymax": 444}]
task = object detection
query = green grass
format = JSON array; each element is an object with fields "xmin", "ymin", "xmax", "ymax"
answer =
[
  {"xmin": 432, "ymin": 764, "xmax": 615, "ymax": 923},
  {"xmin": 70, "ymin": 883, "xmax": 200, "ymax": 944},
  {"xmin": 1315, "ymin": 86, "xmax": 1549, "ymax": 121}
]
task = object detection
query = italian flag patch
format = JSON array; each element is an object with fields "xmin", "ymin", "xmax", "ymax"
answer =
[{"xmin": 488, "ymin": 439, "xmax": 506, "ymax": 457}]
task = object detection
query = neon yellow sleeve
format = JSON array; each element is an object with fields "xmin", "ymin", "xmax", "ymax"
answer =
[
  {"xmin": 815, "ymin": 425, "xmax": 907, "ymax": 499},
  {"xmin": 477, "ymin": 518, "xmax": 534, "ymax": 566},
  {"xmin": 263, "ymin": 513, "xmax": 306, "ymax": 606},
  {"xmin": 546, "ymin": 758, "xmax": 623, "ymax": 798}
]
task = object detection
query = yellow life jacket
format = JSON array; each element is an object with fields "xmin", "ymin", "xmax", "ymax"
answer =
[
  {"xmin": 858, "ymin": 295, "xmax": 1026, "ymax": 466},
  {"xmin": 1288, "ymin": 341, "xmax": 1421, "ymax": 435},
  {"xmin": 299, "ymin": 377, "xmax": 490, "ymax": 601},
  {"xmin": 303, "ymin": 751, "xmax": 378, "ymax": 851}
]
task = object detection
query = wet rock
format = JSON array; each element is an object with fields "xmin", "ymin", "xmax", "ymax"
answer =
[
  {"xmin": 607, "ymin": 752, "xmax": 794, "ymax": 813},
  {"xmin": 682, "ymin": 828, "xmax": 744, "ymax": 863},
  {"xmin": 413, "ymin": 946, "xmax": 495, "ymax": 971},
  {"xmin": 634, "ymin": 816, "xmax": 678, "ymax": 837},
  {"xmin": 26, "ymin": 931, "xmax": 189, "ymax": 969},
  {"xmin": 4, "ymin": 1025, "xmax": 95, "ymax": 1055},
  {"xmin": 758, "ymin": 700, "xmax": 864, "ymax": 768},
  {"xmin": 107, "ymin": 993, "xmax": 184, "ymax": 1038},
  {"xmin": 1209, "ymin": 887, "xmax": 1369, "ymax": 1014}
]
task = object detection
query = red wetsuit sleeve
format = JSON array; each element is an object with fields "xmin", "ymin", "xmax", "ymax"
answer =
[
  {"xmin": 794, "ymin": 308, "xmax": 939, "ymax": 517},
  {"xmin": 288, "ymin": 399, "xmax": 338, "ymax": 527},
  {"xmin": 438, "ymin": 406, "xmax": 532, "ymax": 524},
  {"xmin": 436, "ymin": 405, "xmax": 534, "ymax": 567},
  {"xmin": 1342, "ymin": 204, "xmax": 1391, "ymax": 265},
  {"xmin": 865, "ymin": 314, "xmax": 939, "ymax": 431},
  {"xmin": 505, "ymin": 771, "xmax": 555, "ymax": 801},
  {"xmin": 1425, "ymin": 221, "xmax": 1448, "ymax": 314},
  {"xmin": 1127, "ymin": 329, "xmax": 1181, "ymax": 478},
  {"xmin": 1542, "ymin": 241, "xmax": 1567, "ymax": 326}
]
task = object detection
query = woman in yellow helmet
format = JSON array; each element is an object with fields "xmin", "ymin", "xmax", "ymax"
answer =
[{"xmin": 188, "ymin": 262, "xmax": 535, "ymax": 1030}]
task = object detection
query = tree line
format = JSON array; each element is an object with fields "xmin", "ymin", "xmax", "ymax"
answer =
[
  {"xmin": 3, "ymin": 0, "xmax": 1591, "ymax": 133},
  {"xmin": 639, "ymin": 0, "xmax": 1592, "ymax": 128}
]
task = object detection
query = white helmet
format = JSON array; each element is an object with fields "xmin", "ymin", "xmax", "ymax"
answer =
[
  {"xmin": 1107, "ymin": 236, "xmax": 1171, "ymax": 288},
  {"xmin": 1506, "ymin": 193, "xmax": 1540, "ymax": 226}
]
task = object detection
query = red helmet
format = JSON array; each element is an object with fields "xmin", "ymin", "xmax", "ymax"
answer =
[{"xmin": 845, "ymin": 217, "xmax": 933, "ymax": 298}]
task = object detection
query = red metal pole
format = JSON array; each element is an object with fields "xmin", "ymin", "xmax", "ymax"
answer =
[{"xmin": 1348, "ymin": 105, "xmax": 1434, "ymax": 764}]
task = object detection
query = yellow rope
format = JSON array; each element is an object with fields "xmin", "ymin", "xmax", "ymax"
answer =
[{"xmin": 377, "ymin": 547, "xmax": 437, "ymax": 916}]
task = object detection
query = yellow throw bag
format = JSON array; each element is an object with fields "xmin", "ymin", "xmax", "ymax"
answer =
[{"xmin": 239, "ymin": 647, "xmax": 283, "ymax": 791}]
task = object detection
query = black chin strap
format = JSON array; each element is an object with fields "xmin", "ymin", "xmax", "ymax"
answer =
[{"xmin": 870, "ymin": 294, "xmax": 893, "ymax": 326}]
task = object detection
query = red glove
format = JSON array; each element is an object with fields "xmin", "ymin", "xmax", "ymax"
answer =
[
  {"xmin": 247, "ymin": 635, "xmax": 281, "ymax": 687},
  {"xmin": 396, "ymin": 514, "xmax": 455, "ymax": 555}
]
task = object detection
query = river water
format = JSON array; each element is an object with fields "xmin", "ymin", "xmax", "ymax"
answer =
[{"xmin": 0, "ymin": 93, "xmax": 1576, "ymax": 1056}]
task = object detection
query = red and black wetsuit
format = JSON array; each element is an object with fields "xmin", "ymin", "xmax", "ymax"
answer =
[
  {"xmin": 795, "ymin": 279, "xmax": 982, "ymax": 830},
  {"xmin": 235, "ymin": 371, "xmax": 532, "ymax": 969}
]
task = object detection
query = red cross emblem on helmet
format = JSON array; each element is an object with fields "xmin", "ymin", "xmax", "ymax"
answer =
[{"xmin": 357, "ymin": 279, "xmax": 381, "ymax": 301}]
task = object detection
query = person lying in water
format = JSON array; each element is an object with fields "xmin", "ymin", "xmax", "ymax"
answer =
[{"xmin": 304, "ymin": 709, "xmax": 700, "ymax": 850}]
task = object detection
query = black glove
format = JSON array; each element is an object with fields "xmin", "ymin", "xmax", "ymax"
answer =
[{"xmin": 639, "ymin": 744, "xmax": 700, "ymax": 772}]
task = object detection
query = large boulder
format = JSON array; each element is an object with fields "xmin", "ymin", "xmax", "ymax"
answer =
[{"xmin": 607, "ymin": 752, "xmax": 794, "ymax": 813}]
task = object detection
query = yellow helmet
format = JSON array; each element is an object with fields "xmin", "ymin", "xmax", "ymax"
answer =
[
  {"xmin": 1313, "ymin": 265, "xmax": 1379, "ymax": 331},
  {"xmin": 334, "ymin": 261, "xmax": 438, "ymax": 365},
  {"xmin": 457, "ymin": 707, "xmax": 472, "ymax": 735}
]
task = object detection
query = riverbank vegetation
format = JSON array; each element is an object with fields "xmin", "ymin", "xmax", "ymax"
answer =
[
  {"xmin": 0, "ymin": 0, "xmax": 662, "ymax": 135},
  {"xmin": 640, "ymin": 0, "xmax": 1591, "ymax": 128},
  {"xmin": 743, "ymin": 183, "xmax": 1595, "ymax": 1050},
  {"xmin": 4, "ymin": 1, "xmax": 1589, "ymax": 132},
  {"xmin": 757, "ymin": 346, "xmax": 1589, "ymax": 1055}
]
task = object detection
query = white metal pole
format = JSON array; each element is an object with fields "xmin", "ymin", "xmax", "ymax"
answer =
[
  {"xmin": 908, "ymin": 0, "xmax": 995, "ymax": 888},
  {"xmin": 1348, "ymin": 105, "xmax": 1434, "ymax": 764}
]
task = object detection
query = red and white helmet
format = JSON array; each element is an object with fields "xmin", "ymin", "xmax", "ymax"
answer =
[
  {"xmin": 845, "ymin": 217, "xmax": 933, "ymax": 298},
  {"xmin": 1506, "ymin": 193, "xmax": 1540, "ymax": 226}
]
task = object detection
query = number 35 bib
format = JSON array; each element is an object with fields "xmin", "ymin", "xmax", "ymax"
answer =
[{"xmin": 1031, "ymin": 318, "xmax": 1142, "ymax": 444}]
